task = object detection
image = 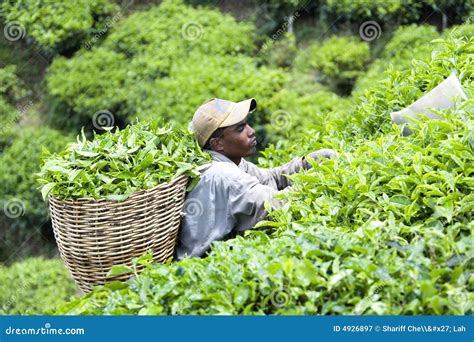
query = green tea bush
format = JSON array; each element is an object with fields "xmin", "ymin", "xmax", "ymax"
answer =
[
  {"xmin": 349, "ymin": 33, "xmax": 472, "ymax": 139},
  {"xmin": 46, "ymin": 48, "xmax": 129, "ymax": 130},
  {"xmin": 0, "ymin": 0, "xmax": 119, "ymax": 54},
  {"xmin": 445, "ymin": 23, "xmax": 474, "ymax": 39},
  {"xmin": 131, "ymin": 53, "xmax": 287, "ymax": 127},
  {"xmin": 294, "ymin": 36, "xmax": 370, "ymax": 94},
  {"xmin": 0, "ymin": 74, "xmax": 17, "ymax": 150},
  {"xmin": 0, "ymin": 127, "xmax": 72, "ymax": 229},
  {"xmin": 54, "ymin": 34, "xmax": 473, "ymax": 316},
  {"xmin": 325, "ymin": 0, "xmax": 472, "ymax": 23},
  {"xmin": 264, "ymin": 87, "xmax": 351, "ymax": 142},
  {"xmin": 45, "ymin": 0, "xmax": 258, "ymax": 130},
  {"xmin": 353, "ymin": 25, "xmax": 440, "ymax": 96},
  {"xmin": 102, "ymin": 0, "xmax": 255, "ymax": 69},
  {"xmin": 38, "ymin": 121, "xmax": 210, "ymax": 201},
  {"xmin": 0, "ymin": 257, "xmax": 76, "ymax": 314},
  {"xmin": 325, "ymin": 0, "xmax": 419, "ymax": 22}
]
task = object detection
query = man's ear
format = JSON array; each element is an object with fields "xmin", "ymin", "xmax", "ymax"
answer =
[{"xmin": 209, "ymin": 137, "xmax": 224, "ymax": 152}]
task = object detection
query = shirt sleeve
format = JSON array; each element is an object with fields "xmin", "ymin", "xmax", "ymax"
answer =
[
  {"xmin": 240, "ymin": 157, "xmax": 304, "ymax": 190},
  {"xmin": 228, "ymin": 171, "xmax": 289, "ymax": 232},
  {"xmin": 177, "ymin": 163, "xmax": 290, "ymax": 259}
]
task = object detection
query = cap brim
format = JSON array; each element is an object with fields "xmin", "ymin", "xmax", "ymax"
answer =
[{"xmin": 219, "ymin": 98, "xmax": 257, "ymax": 128}]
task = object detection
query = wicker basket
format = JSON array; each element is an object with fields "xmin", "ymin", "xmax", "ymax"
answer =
[{"xmin": 49, "ymin": 175, "xmax": 188, "ymax": 294}]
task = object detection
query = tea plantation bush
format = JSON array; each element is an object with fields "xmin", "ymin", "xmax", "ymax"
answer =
[
  {"xmin": 45, "ymin": 0, "xmax": 258, "ymax": 130},
  {"xmin": 325, "ymin": 0, "xmax": 472, "ymax": 23},
  {"xmin": 294, "ymin": 36, "xmax": 370, "ymax": 95},
  {"xmin": 353, "ymin": 25, "xmax": 440, "ymax": 97},
  {"xmin": 0, "ymin": 0, "xmax": 119, "ymax": 55},
  {"xmin": 0, "ymin": 65, "xmax": 18, "ymax": 149},
  {"xmin": 0, "ymin": 257, "xmax": 76, "ymax": 314},
  {"xmin": 0, "ymin": 127, "xmax": 72, "ymax": 229},
  {"xmin": 264, "ymin": 87, "xmax": 351, "ymax": 142},
  {"xmin": 349, "ymin": 33, "xmax": 472, "ymax": 139},
  {"xmin": 55, "ymin": 35, "xmax": 473, "ymax": 315},
  {"xmin": 259, "ymin": 32, "xmax": 298, "ymax": 68},
  {"xmin": 131, "ymin": 53, "xmax": 287, "ymax": 127}
]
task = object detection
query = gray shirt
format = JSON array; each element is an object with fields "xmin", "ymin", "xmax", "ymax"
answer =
[{"xmin": 176, "ymin": 150, "xmax": 303, "ymax": 259}]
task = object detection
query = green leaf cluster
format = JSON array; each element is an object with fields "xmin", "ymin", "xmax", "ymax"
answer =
[
  {"xmin": 294, "ymin": 36, "xmax": 370, "ymax": 94},
  {"xmin": 0, "ymin": 257, "xmax": 76, "ymax": 315},
  {"xmin": 0, "ymin": 0, "xmax": 119, "ymax": 54},
  {"xmin": 37, "ymin": 121, "xmax": 210, "ymax": 201},
  {"xmin": 54, "ymin": 34, "xmax": 473, "ymax": 315},
  {"xmin": 0, "ymin": 127, "xmax": 71, "ymax": 227},
  {"xmin": 45, "ymin": 0, "xmax": 258, "ymax": 129}
]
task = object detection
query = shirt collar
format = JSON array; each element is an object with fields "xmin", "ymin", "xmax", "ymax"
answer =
[
  {"xmin": 205, "ymin": 150, "xmax": 247, "ymax": 170},
  {"xmin": 206, "ymin": 150, "xmax": 235, "ymax": 163}
]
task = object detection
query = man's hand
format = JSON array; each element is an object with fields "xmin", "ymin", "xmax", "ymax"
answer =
[{"xmin": 302, "ymin": 148, "xmax": 337, "ymax": 170}]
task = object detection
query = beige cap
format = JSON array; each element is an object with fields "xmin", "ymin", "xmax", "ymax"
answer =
[{"xmin": 191, "ymin": 98, "xmax": 257, "ymax": 147}]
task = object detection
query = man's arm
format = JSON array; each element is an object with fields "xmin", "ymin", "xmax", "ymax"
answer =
[
  {"xmin": 228, "ymin": 169, "xmax": 292, "ymax": 232},
  {"xmin": 240, "ymin": 157, "xmax": 304, "ymax": 190},
  {"xmin": 241, "ymin": 148, "xmax": 338, "ymax": 190}
]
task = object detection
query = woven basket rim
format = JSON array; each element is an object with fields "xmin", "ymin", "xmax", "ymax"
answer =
[{"xmin": 48, "ymin": 174, "xmax": 189, "ymax": 204}]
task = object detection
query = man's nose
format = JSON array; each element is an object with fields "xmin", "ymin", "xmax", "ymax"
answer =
[{"xmin": 247, "ymin": 124, "xmax": 255, "ymax": 136}]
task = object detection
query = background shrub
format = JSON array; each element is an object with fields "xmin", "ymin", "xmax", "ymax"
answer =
[
  {"xmin": 0, "ymin": 257, "xmax": 76, "ymax": 314},
  {"xmin": 0, "ymin": 65, "xmax": 26, "ymax": 150},
  {"xmin": 0, "ymin": 127, "xmax": 71, "ymax": 229},
  {"xmin": 353, "ymin": 25, "xmax": 440, "ymax": 96},
  {"xmin": 45, "ymin": 0, "xmax": 258, "ymax": 131},
  {"xmin": 349, "ymin": 33, "xmax": 472, "ymax": 139},
  {"xmin": 0, "ymin": 0, "xmax": 119, "ymax": 55},
  {"xmin": 294, "ymin": 36, "xmax": 370, "ymax": 95}
]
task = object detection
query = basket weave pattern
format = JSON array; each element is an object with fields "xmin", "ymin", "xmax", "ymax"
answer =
[{"xmin": 49, "ymin": 175, "xmax": 188, "ymax": 293}]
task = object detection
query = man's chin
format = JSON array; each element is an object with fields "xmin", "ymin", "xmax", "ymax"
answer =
[{"xmin": 246, "ymin": 146, "xmax": 258, "ymax": 156}]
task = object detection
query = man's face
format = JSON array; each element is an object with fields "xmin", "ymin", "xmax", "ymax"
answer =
[{"xmin": 214, "ymin": 119, "xmax": 257, "ymax": 158}]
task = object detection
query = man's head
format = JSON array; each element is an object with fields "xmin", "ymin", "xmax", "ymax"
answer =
[{"xmin": 191, "ymin": 98, "xmax": 258, "ymax": 160}]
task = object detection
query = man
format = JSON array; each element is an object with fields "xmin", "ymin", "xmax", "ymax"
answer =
[{"xmin": 176, "ymin": 98, "xmax": 336, "ymax": 259}]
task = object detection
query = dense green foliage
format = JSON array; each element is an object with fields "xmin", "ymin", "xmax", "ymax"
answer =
[
  {"xmin": 353, "ymin": 25, "xmax": 440, "ymax": 96},
  {"xmin": 0, "ymin": 257, "xmax": 76, "ymax": 314},
  {"xmin": 55, "ymin": 35, "xmax": 473, "ymax": 315},
  {"xmin": 0, "ymin": 64, "xmax": 26, "ymax": 149},
  {"xmin": 294, "ymin": 36, "xmax": 370, "ymax": 94},
  {"xmin": 45, "ymin": 0, "xmax": 257, "ymax": 129},
  {"xmin": 38, "ymin": 121, "xmax": 210, "ymax": 201},
  {"xmin": 0, "ymin": 0, "xmax": 119, "ymax": 54},
  {"xmin": 350, "ymin": 34, "xmax": 472, "ymax": 139},
  {"xmin": 0, "ymin": 0, "xmax": 472, "ymax": 315},
  {"xmin": 325, "ymin": 0, "xmax": 472, "ymax": 23},
  {"xmin": 0, "ymin": 127, "xmax": 71, "ymax": 228}
]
